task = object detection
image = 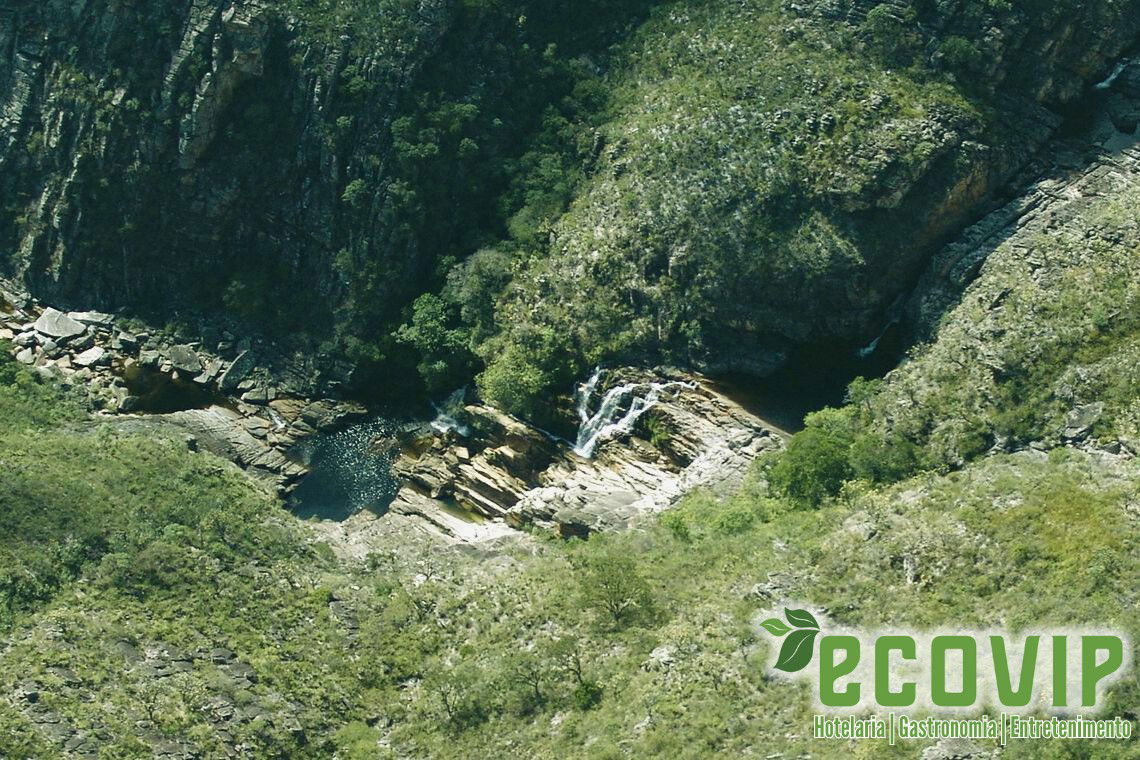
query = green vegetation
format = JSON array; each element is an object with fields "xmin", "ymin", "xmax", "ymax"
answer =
[
  {"xmin": 859, "ymin": 185, "xmax": 1140, "ymax": 471},
  {"xmin": 4, "ymin": 348, "xmax": 1137, "ymax": 757},
  {"xmin": 0, "ymin": 347, "xmax": 286, "ymax": 628},
  {"xmin": 5, "ymin": 0, "xmax": 1140, "ymax": 756},
  {"xmin": 763, "ymin": 180, "xmax": 1140, "ymax": 505},
  {"xmin": 7, "ymin": 0, "xmax": 1134, "ymax": 414},
  {"xmin": 277, "ymin": 0, "xmax": 658, "ymax": 386},
  {"xmin": 427, "ymin": 0, "xmax": 1038, "ymax": 416}
]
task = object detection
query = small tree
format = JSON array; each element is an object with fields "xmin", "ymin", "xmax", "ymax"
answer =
[
  {"xmin": 395, "ymin": 293, "xmax": 473, "ymax": 393},
  {"xmin": 550, "ymin": 636, "xmax": 603, "ymax": 709},
  {"xmin": 572, "ymin": 548, "xmax": 654, "ymax": 628},
  {"xmin": 768, "ymin": 407, "xmax": 856, "ymax": 507},
  {"xmin": 423, "ymin": 663, "xmax": 488, "ymax": 731},
  {"xmin": 505, "ymin": 650, "xmax": 546, "ymax": 714}
]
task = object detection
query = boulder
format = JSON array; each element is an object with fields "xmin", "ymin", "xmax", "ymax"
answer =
[
  {"xmin": 111, "ymin": 332, "xmax": 139, "ymax": 351},
  {"xmin": 33, "ymin": 308, "xmax": 86, "ymax": 339},
  {"xmin": 69, "ymin": 333, "xmax": 95, "ymax": 351},
  {"xmin": 241, "ymin": 387, "xmax": 269, "ymax": 404},
  {"xmin": 13, "ymin": 331, "xmax": 37, "ymax": 347},
  {"xmin": 1063, "ymin": 402, "xmax": 1105, "ymax": 440},
  {"xmin": 73, "ymin": 347, "xmax": 108, "ymax": 368},
  {"xmin": 218, "ymin": 349, "xmax": 256, "ymax": 392},
  {"xmin": 138, "ymin": 349, "xmax": 163, "ymax": 368},
  {"xmin": 67, "ymin": 310, "xmax": 115, "ymax": 326},
  {"xmin": 167, "ymin": 344, "xmax": 202, "ymax": 374},
  {"xmin": 194, "ymin": 358, "xmax": 224, "ymax": 385}
]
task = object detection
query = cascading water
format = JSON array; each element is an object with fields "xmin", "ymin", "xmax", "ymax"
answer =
[
  {"xmin": 572, "ymin": 369, "xmax": 690, "ymax": 458},
  {"xmin": 265, "ymin": 405, "xmax": 288, "ymax": 431},
  {"xmin": 1095, "ymin": 59, "xmax": 1130, "ymax": 90},
  {"xmin": 430, "ymin": 387, "xmax": 471, "ymax": 437},
  {"xmin": 856, "ymin": 293, "xmax": 906, "ymax": 360}
]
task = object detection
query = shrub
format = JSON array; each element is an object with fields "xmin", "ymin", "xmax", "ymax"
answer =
[
  {"xmin": 477, "ymin": 326, "xmax": 579, "ymax": 420},
  {"xmin": 341, "ymin": 178, "xmax": 370, "ymax": 208},
  {"xmin": 572, "ymin": 546, "xmax": 654, "ymax": 628},
  {"xmin": 660, "ymin": 511, "xmax": 691, "ymax": 542},
  {"xmin": 572, "ymin": 680, "xmax": 604, "ymax": 710},
  {"xmin": 396, "ymin": 293, "xmax": 474, "ymax": 392},
  {"xmin": 938, "ymin": 36, "xmax": 983, "ymax": 76},
  {"xmin": 848, "ymin": 430, "xmax": 923, "ymax": 484},
  {"xmin": 767, "ymin": 407, "xmax": 856, "ymax": 507},
  {"xmin": 863, "ymin": 5, "xmax": 919, "ymax": 67}
]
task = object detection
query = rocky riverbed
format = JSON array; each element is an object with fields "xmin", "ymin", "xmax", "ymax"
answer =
[
  {"xmin": 1, "ymin": 283, "xmax": 789, "ymax": 551},
  {"xmin": 0, "ymin": 279, "xmax": 366, "ymax": 496},
  {"xmin": 313, "ymin": 368, "xmax": 787, "ymax": 558}
]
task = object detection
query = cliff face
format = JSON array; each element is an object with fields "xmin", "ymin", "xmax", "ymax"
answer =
[
  {"xmin": 869, "ymin": 59, "xmax": 1140, "ymax": 467},
  {"xmin": 0, "ymin": 1, "xmax": 466, "ymax": 336},
  {"xmin": 481, "ymin": 0, "xmax": 1140, "ymax": 398},
  {"xmin": 3, "ymin": 1, "xmax": 1139, "ymax": 413}
]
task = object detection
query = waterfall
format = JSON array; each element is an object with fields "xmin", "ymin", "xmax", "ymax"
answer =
[
  {"xmin": 575, "ymin": 368, "xmax": 603, "ymax": 424},
  {"xmin": 856, "ymin": 294, "xmax": 906, "ymax": 360},
  {"xmin": 430, "ymin": 387, "xmax": 471, "ymax": 437},
  {"xmin": 265, "ymin": 406, "xmax": 288, "ymax": 431},
  {"xmin": 572, "ymin": 369, "xmax": 690, "ymax": 458},
  {"xmin": 1095, "ymin": 59, "xmax": 1130, "ymax": 91},
  {"xmin": 856, "ymin": 329, "xmax": 889, "ymax": 360}
]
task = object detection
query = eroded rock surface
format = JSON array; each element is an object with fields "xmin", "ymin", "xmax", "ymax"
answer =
[
  {"xmin": 0, "ymin": 279, "xmax": 365, "ymax": 495},
  {"xmin": 381, "ymin": 369, "xmax": 785, "ymax": 544}
]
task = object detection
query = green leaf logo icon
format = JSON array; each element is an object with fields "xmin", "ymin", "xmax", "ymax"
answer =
[
  {"xmin": 761, "ymin": 607, "xmax": 821, "ymax": 673},
  {"xmin": 760, "ymin": 618, "xmax": 791, "ymax": 636},
  {"xmin": 775, "ymin": 629, "xmax": 819, "ymax": 672},
  {"xmin": 784, "ymin": 608, "xmax": 819, "ymax": 630}
]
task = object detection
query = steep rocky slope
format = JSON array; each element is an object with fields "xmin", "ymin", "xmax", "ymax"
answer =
[
  {"xmin": 4, "ymin": 1, "xmax": 1139, "ymax": 414},
  {"xmin": 468, "ymin": 0, "xmax": 1140, "ymax": 412},
  {"xmin": 0, "ymin": 0, "xmax": 649, "ymax": 382},
  {"xmin": 3, "ymin": 5, "xmax": 1140, "ymax": 758},
  {"xmin": 2, "ymin": 0, "xmax": 439, "ymax": 322},
  {"xmin": 867, "ymin": 59, "xmax": 1140, "ymax": 467}
]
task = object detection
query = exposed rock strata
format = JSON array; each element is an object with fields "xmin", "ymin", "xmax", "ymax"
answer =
[
  {"xmin": 872, "ymin": 60, "xmax": 1140, "ymax": 462},
  {"xmin": 0, "ymin": 278, "xmax": 365, "ymax": 495},
  {"xmin": 906, "ymin": 59, "xmax": 1140, "ymax": 343},
  {"xmin": 0, "ymin": 0, "xmax": 449, "ymax": 331},
  {"xmin": 383, "ymin": 369, "xmax": 785, "ymax": 543}
]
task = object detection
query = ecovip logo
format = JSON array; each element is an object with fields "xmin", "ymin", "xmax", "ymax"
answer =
[{"xmin": 759, "ymin": 607, "xmax": 1134, "ymax": 742}]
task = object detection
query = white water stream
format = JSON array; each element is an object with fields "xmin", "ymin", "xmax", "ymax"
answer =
[
  {"xmin": 430, "ymin": 387, "xmax": 471, "ymax": 437},
  {"xmin": 572, "ymin": 369, "xmax": 691, "ymax": 458},
  {"xmin": 1095, "ymin": 59, "xmax": 1130, "ymax": 91}
]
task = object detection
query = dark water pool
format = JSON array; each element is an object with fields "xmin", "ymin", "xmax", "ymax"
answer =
[
  {"xmin": 709, "ymin": 327, "xmax": 903, "ymax": 433},
  {"xmin": 286, "ymin": 419, "xmax": 400, "ymax": 521}
]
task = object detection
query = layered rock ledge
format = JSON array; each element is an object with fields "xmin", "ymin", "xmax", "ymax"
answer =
[
  {"xmin": 317, "ymin": 369, "xmax": 787, "ymax": 555},
  {"xmin": 0, "ymin": 280, "xmax": 365, "ymax": 495}
]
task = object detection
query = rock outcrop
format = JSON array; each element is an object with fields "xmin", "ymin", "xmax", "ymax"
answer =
[
  {"xmin": 0, "ymin": 0, "xmax": 449, "ymax": 336},
  {"xmin": 0, "ymin": 278, "xmax": 365, "ymax": 494},
  {"xmin": 907, "ymin": 59, "xmax": 1140, "ymax": 342},
  {"xmin": 867, "ymin": 59, "xmax": 1140, "ymax": 463},
  {"xmin": 382, "ymin": 369, "xmax": 784, "ymax": 543},
  {"xmin": 483, "ymin": 0, "xmax": 1140, "ymax": 391},
  {"xmin": 3, "ymin": 281, "xmax": 784, "ymax": 548}
]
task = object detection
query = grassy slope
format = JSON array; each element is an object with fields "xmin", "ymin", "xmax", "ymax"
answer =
[
  {"xmin": 867, "ymin": 181, "xmax": 1140, "ymax": 467},
  {"xmin": 474, "ymin": 0, "xmax": 993, "ymax": 414},
  {"xmin": 2, "ymin": 330, "xmax": 1137, "ymax": 756}
]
